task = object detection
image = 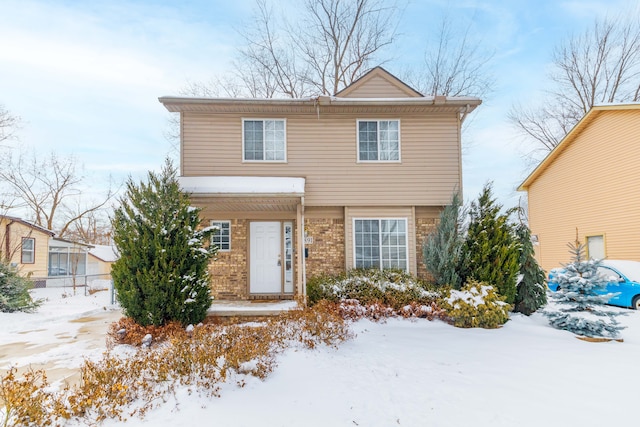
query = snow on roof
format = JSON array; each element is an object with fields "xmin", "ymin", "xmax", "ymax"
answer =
[
  {"xmin": 89, "ymin": 245, "xmax": 119, "ymax": 262},
  {"xmin": 179, "ymin": 176, "xmax": 305, "ymax": 195}
]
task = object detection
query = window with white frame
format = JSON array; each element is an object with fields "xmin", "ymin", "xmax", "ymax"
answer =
[
  {"xmin": 21, "ymin": 238, "xmax": 35, "ymax": 264},
  {"xmin": 211, "ymin": 221, "xmax": 231, "ymax": 251},
  {"xmin": 354, "ymin": 219, "xmax": 407, "ymax": 271},
  {"xmin": 243, "ymin": 119, "xmax": 286, "ymax": 161},
  {"xmin": 48, "ymin": 247, "xmax": 86, "ymax": 276},
  {"xmin": 357, "ymin": 120, "xmax": 400, "ymax": 161}
]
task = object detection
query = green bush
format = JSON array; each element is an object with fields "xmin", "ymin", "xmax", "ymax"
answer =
[
  {"xmin": 0, "ymin": 261, "xmax": 41, "ymax": 313},
  {"xmin": 306, "ymin": 269, "xmax": 441, "ymax": 309},
  {"xmin": 442, "ymin": 279, "xmax": 510, "ymax": 329},
  {"xmin": 111, "ymin": 159, "xmax": 217, "ymax": 327}
]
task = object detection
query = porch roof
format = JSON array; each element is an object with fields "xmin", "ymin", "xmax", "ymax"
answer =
[{"xmin": 179, "ymin": 176, "xmax": 305, "ymax": 197}]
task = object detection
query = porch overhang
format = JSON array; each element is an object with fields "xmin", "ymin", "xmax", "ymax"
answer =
[{"xmin": 179, "ymin": 176, "xmax": 305, "ymax": 211}]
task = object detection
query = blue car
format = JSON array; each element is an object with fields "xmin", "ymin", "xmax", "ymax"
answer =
[{"xmin": 548, "ymin": 260, "xmax": 640, "ymax": 310}]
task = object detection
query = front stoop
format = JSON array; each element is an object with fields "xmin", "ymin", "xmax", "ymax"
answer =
[{"xmin": 207, "ymin": 299, "xmax": 298, "ymax": 319}]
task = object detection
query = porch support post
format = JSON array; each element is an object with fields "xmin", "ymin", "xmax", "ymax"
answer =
[{"xmin": 296, "ymin": 197, "xmax": 306, "ymax": 301}]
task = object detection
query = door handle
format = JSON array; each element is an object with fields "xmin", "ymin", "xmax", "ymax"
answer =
[{"xmin": 277, "ymin": 255, "xmax": 282, "ymax": 266}]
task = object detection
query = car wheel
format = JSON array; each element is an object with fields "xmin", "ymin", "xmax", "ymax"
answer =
[{"xmin": 633, "ymin": 296, "xmax": 640, "ymax": 310}]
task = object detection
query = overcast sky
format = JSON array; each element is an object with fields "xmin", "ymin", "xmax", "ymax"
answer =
[{"xmin": 0, "ymin": 0, "xmax": 637, "ymax": 209}]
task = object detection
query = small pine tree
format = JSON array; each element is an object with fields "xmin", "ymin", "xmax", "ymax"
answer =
[
  {"xmin": 111, "ymin": 159, "xmax": 217, "ymax": 327},
  {"xmin": 423, "ymin": 192, "xmax": 463, "ymax": 288},
  {"xmin": 513, "ymin": 223, "xmax": 547, "ymax": 315},
  {"xmin": 0, "ymin": 261, "xmax": 41, "ymax": 312},
  {"xmin": 459, "ymin": 183, "xmax": 520, "ymax": 304},
  {"xmin": 544, "ymin": 242, "xmax": 625, "ymax": 338}
]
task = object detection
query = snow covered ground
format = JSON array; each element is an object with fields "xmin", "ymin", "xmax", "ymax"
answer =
[{"xmin": 2, "ymin": 289, "xmax": 639, "ymax": 427}]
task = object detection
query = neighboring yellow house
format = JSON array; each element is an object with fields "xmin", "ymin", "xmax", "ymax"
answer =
[
  {"xmin": 519, "ymin": 103, "xmax": 640, "ymax": 273},
  {"xmin": 88, "ymin": 244, "xmax": 118, "ymax": 277},
  {"xmin": 0, "ymin": 215, "xmax": 55, "ymax": 277},
  {"xmin": 160, "ymin": 67, "xmax": 481, "ymax": 300}
]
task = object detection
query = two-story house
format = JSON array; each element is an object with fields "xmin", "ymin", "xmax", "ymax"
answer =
[
  {"xmin": 159, "ymin": 67, "xmax": 481, "ymax": 300},
  {"xmin": 519, "ymin": 103, "xmax": 640, "ymax": 273}
]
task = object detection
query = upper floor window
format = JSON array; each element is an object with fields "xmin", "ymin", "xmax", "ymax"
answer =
[
  {"xmin": 357, "ymin": 120, "xmax": 400, "ymax": 162},
  {"xmin": 243, "ymin": 119, "xmax": 286, "ymax": 161},
  {"xmin": 21, "ymin": 238, "xmax": 35, "ymax": 264},
  {"xmin": 211, "ymin": 220, "xmax": 231, "ymax": 251}
]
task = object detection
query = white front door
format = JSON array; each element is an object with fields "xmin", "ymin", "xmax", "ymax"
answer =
[{"xmin": 250, "ymin": 221, "xmax": 282, "ymax": 294}]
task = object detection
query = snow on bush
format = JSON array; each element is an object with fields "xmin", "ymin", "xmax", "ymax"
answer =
[
  {"xmin": 442, "ymin": 280, "xmax": 510, "ymax": 328},
  {"xmin": 307, "ymin": 269, "xmax": 441, "ymax": 308}
]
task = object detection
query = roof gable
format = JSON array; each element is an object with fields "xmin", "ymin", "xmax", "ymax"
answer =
[
  {"xmin": 335, "ymin": 66, "xmax": 423, "ymax": 98},
  {"xmin": 519, "ymin": 103, "xmax": 640, "ymax": 191},
  {"xmin": 0, "ymin": 215, "xmax": 55, "ymax": 236}
]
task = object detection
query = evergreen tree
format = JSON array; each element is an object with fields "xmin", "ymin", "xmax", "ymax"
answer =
[
  {"xmin": 0, "ymin": 261, "xmax": 41, "ymax": 312},
  {"xmin": 513, "ymin": 223, "xmax": 547, "ymax": 315},
  {"xmin": 423, "ymin": 192, "xmax": 464, "ymax": 289},
  {"xmin": 459, "ymin": 183, "xmax": 520, "ymax": 304},
  {"xmin": 544, "ymin": 242, "xmax": 625, "ymax": 338},
  {"xmin": 111, "ymin": 159, "xmax": 217, "ymax": 327}
]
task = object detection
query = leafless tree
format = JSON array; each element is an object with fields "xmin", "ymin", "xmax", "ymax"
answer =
[
  {"xmin": 64, "ymin": 208, "xmax": 113, "ymax": 245},
  {"xmin": 224, "ymin": 0, "xmax": 400, "ymax": 97},
  {"xmin": 511, "ymin": 14, "xmax": 640, "ymax": 154},
  {"xmin": 405, "ymin": 13, "xmax": 494, "ymax": 98},
  {"xmin": 0, "ymin": 104, "xmax": 20, "ymax": 146},
  {"xmin": 0, "ymin": 149, "xmax": 115, "ymax": 239}
]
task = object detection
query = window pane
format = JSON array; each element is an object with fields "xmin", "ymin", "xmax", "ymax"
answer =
[
  {"xmin": 358, "ymin": 121, "xmax": 378, "ymax": 161},
  {"xmin": 354, "ymin": 219, "xmax": 380, "ymax": 269},
  {"xmin": 380, "ymin": 219, "xmax": 407, "ymax": 272},
  {"xmin": 379, "ymin": 120, "xmax": 399, "ymax": 161},
  {"xmin": 244, "ymin": 121, "xmax": 264, "ymax": 160},
  {"xmin": 212, "ymin": 221, "xmax": 231, "ymax": 251},
  {"xmin": 21, "ymin": 238, "xmax": 34, "ymax": 263}
]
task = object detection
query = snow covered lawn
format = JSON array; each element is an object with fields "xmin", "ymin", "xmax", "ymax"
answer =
[{"xmin": 2, "ymin": 289, "xmax": 639, "ymax": 427}]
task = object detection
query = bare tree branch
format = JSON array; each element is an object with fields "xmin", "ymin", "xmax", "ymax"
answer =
[
  {"xmin": 404, "ymin": 12, "xmax": 494, "ymax": 98},
  {"xmin": 511, "ymin": 13, "xmax": 640, "ymax": 154},
  {"xmin": 0, "ymin": 104, "xmax": 21, "ymax": 146},
  {"xmin": 0, "ymin": 149, "xmax": 115, "ymax": 240},
  {"xmin": 201, "ymin": 0, "xmax": 399, "ymax": 98}
]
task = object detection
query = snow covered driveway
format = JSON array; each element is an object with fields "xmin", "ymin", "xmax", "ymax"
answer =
[{"xmin": 0, "ymin": 288, "xmax": 121, "ymax": 385}]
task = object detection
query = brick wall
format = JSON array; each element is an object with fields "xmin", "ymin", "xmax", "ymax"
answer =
[
  {"xmin": 304, "ymin": 218, "xmax": 345, "ymax": 278},
  {"xmin": 209, "ymin": 219, "xmax": 248, "ymax": 300}
]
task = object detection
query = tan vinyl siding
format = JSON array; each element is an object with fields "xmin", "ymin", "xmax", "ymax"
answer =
[
  {"xmin": 344, "ymin": 206, "xmax": 417, "ymax": 274},
  {"xmin": 341, "ymin": 75, "xmax": 418, "ymax": 98},
  {"xmin": 182, "ymin": 112, "xmax": 460, "ymax": 207},
  {"xmin": 527, "ymin": 109, "xmax": 640, "ymax": 273},
  {"xmin": 0, "ymin": 219, "xmax": 50, "ymax": 277}
]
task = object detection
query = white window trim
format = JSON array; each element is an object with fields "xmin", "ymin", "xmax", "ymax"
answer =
[
  {"xmin": 356, "ymin": 119, "xmax": 402, "ymax": 163},
  {"xmin": 211, "ymin": 220, "xmax": 231, "ymax": 252},
  {"xmin": 352, "ymin": 217, "xmax": 409, "ymax": 272},
  {"xmin": 242, "ymin": 118, "xmax": 287, "ymax": 163}
]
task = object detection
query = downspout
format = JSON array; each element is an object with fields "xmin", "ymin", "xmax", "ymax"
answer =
[
  {"xmin": 301, "ymin": 196, "xmax": 306, "ymax": 301},
  {"xmin": 457, "ymin": 109, "xmax": 464, "ymax": 200},
  {"xmin": 5, "ymin": 220, "xmax": 15, "ymax": 263}
]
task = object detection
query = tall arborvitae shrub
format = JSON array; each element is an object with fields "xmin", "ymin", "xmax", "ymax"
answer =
[
  {"xmin": 544, "ymin": 242, "xmax": 625, "ymax": 338},
  {"xmin": 0, "ymin": 261, "xmax": 40, "ymax": 312},
  {"xmin": 513, "ymin": 223, "xmax": 547, "ymax": 315},
  {"xmin": 423, "ymin": 192, "xmax": 463, "ymax": 289},
  {"xmin": 111, "ymin": 159, "xmax": 217, "ymax": 327},
  {"xmin": 459, "ymin": 183, "xmax": 520, "ymax": 304}
]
